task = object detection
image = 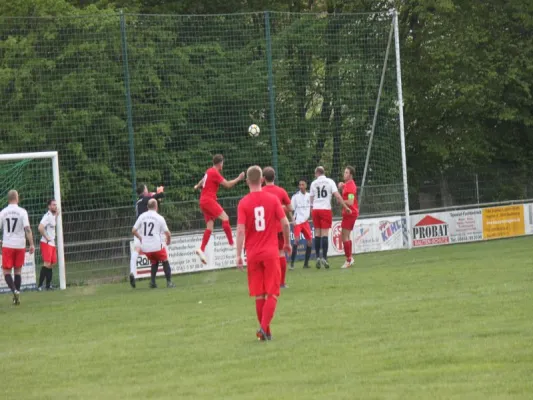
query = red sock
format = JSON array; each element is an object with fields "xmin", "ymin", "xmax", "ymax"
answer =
[
  {"xmin": 255, "ymin": 298, "xmax": 265, "ymax": 324},
  {"xmin": 280, "ymin": 256, "xmax": 287, "ymax": 285},
  {"xmin": 200, "ymin": 229, "xmax": 212, "ymax": 252},
  {"xmin": 344, "ymin": 240, "xmax": 352, "ymax": 261},
  {"xmin": 261, "ymin": 295, "xmax": 278, "ymax": 332},
  {"xmin": 222, "ymin": 220, "xmax": 233, "ymax": 245}
]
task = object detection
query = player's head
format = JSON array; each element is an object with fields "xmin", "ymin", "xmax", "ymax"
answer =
[
  {"xmin": 263, "ymin": 166, "xmax": 276, "ymax": 184},
  {"xmin": 315, "ymin": 166, "xmax": 325, "ymax": 177},
  {"xmin": 147, "ymin": 198, "xmax": 158, "ymax": 211},
  {"xmin": 246, "ymin": 165, "xmax": 262, "ymax": 191},
  {"xmin": 213, "ymin": 154, "xmax": 224, "ymax": 170},
  {"xmin": 298, "ymin": 179, "xmax": 307, "ymax": 193},
  {"xmin": 136, "ymin": 183, "xmax": 148, "ymax": 196},
  {"xmin": 47, "ymin": 199, "xmax": 58, "ymax": 214},
  {"xmin": 344, "ymin": 166, "xmax": 355, "ymax": 181},
  {"xmin": 7, "ymin": 190, "xmax": 18, "ymax": 204}
]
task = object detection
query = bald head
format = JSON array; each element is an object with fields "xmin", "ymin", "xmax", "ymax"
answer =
[
  {"xmin": 246, "ymin": 165, "xmax": 263, "ymax": 186},
  {"xmin": 147, "ymin": 198, "xmax": 158, "ymax": 211},
  {"xmin": 315, "ymin": 166, "xmax": 325, "ymax": 177},
  {"xmin": 7, "ymin": 190, "xmax": 18, "ymax": 204}
]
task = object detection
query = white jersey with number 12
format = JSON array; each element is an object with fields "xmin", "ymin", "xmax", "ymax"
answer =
[{"xmin": 133, "ymin": 210, "xmax": 169, "ymax": 253}]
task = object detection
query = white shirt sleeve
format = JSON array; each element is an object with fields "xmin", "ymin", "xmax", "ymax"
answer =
[
  {"xmin": 291, "ymin": 195, "xmax": 297, "ymax": 211},
  {"xmin": 22, "ymin": 210, "xmax": 30, "ymax": 228},
  {"xmin": 133, "ymin": 215, "xmax": 142, "ymax": 231},
  {"xmin": 309, "ymin": 181, "xmax": 316, "ymax": 200},
  {"xmin": 39, "ymin": 214, "xmax": 48, "ymax": 227},
  {"xmin": 159, "ymin": 216, "xmax": 169, "ymax": 233}
]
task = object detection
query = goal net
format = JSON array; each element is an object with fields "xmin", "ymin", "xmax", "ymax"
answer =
[{"xmin": 0, "ymin": 152, "xmax": 65, "ymax": 290}]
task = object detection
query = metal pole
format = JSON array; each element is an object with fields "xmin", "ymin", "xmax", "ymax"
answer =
[
  {"xmin": 393, "ymin": 9, "xmax": 412, "ymax": 249},
  {"xmin": 264, "ymin": 11, "xmax": 278, "ymax": 177},
  {"xmin": 52, "ymin": 153, "xmax": 66, "ymax": 290},
  {"xmin": 475, "ymin": 173, "xmax": 480, "ymax": 204},
  {"xmin": 120, "ymin": 10, "xmax": 137, "ymax": 205}
]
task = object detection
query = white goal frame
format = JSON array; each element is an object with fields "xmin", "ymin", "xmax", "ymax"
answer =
[{"xmin": 0, "ymin": 151, "xmax": 66, "ymax": 290}]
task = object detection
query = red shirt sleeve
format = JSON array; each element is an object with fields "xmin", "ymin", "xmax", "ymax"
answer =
[
  {"xmin": 274, "ymin": 201, "xmax": 285, "ymax": 220},
  {"xmin": 281, "ymin": 190, "xmax": 291, "ymax": 206},
  {"xmin": 213, "ymin": 168, "xmax": 224, "ymax": 184},
  {"xmin": 237, "ymin": 199, "xmax": 246, "ymax": 225},
  {"xmin": 346, "ymin": 182, "xmax": 356, "ymax": 195}
]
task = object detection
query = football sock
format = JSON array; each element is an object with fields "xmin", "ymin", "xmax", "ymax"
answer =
[
  {"xmin": 314, "ymin": 237, "xmax": 321, "ymax": 258},
  {"xmin": 261, "ymin": 295, "xmax": 278, "ymax": 333},
  {"xmin": 255, "ymin": 298, "xmax": 265, "ymax": 324},
  {"xmin": 45, "ymin": 268, "xmax": 53, "ymax": 288},
  {"xmin": 304, "ymin": 245, "xmax": 312, "ymax": 265},
  {"xmin": 344, "ymin": 240, "xmax": 352, "ymax": 261},
  {"xmin": 129, "ymin": 251, "xmax": 138, "ymax": 275},
  {"xmin": 162, "ymin": 261, "xmax": 172, "ymax": 282},
  {"xmin": 14, "ymin": 274, "xmax": 21, "ymax": 291},
  {"xmin": 280, "ymin": 257, "xmax": 287, "ymax": 285},
  {"xmin": 291, "ymin": 244, "xmax": 298, "ymax": 264},
  {"xmin": 321, "ymin": 236, "xmax": 329, "ymax": 260},
  {"xmin": 200, "ymin": 229, "xmax": 212, "ymax": 252},
  {"xmin": 222, "ymin": 220, "xmax": 233, "ymax": 245},
  {"xmin": 38, "ymin": 267, "xmax": 46, "ymax": 287},
  {"xmin": 150, "ymin": 262, "xmax": 158, "ymax": 284},
  {"xmin": 4, "ymin": 274, "xmax": 15, "ymax": 293}
]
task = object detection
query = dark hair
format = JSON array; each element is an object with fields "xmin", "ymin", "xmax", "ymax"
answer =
[
  {"xmin": 345, "ymin": 165, "xmax": 356, "ymax": 178},
  {"xmin": 47, "ymin": 199, "xmax": 55, "ymax": 206},
  {"xmin": 246, "ymin": 165, "xmax": 262, "ymax": 184},
  {"xmin": 136, "ymin": 183, "xmax": 147, "ymax": 196},
  {"xmin": 213, "ymin": 154, "xmax": 224, "ymax": 165},
  {"xmin": 263, "ymin": 166, "xmax": 276, "ymax": 183}
]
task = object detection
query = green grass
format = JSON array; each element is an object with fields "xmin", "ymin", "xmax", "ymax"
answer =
[{"xmin": 2, "ymin": 237, "xmax": 533, "ymax": 399}]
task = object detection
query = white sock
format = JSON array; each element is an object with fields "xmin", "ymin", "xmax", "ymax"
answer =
[{"xmin": 130, "ymin": 251, "xmax": 138, "ymax": 275}]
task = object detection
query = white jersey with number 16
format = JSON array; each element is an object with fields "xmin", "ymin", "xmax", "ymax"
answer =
[
  {"xmin": 0, "ymin": 204, "xmax": 30, "ymax": 249},
  {"xmin": 310, "ymin": 175, "xmax": 338, "ymax": 210},
  {"xmin": 133, "ymin": 210, "xmax": 169, "ymax": 253}
]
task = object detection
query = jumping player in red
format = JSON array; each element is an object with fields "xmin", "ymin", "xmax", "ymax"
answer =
[
  {"xmin": 261, "ymin": 166, "xmax": 293, "ymax": 288},
  {"xmin": 194, "ymin": 154, "xmax": 245, "ymax": 264},
  {"xmin": 236, "ymin": 166, "xmax": 291, "ymax": 341},
  {"xmin": 337, "ymin": 166, "xmax": 359, "ymax": 268},
  {"xmin": 0, "ymin": 190, "xmax": 35, "ymax": 305}
]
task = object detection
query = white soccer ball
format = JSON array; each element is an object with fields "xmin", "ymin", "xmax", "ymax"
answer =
[{"xmin": 248, "ymin": 124, "xmax": 260, "ymax": 137}]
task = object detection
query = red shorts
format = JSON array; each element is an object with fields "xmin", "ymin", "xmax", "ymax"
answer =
[
  {"xmin": 40, "ymin": 242, "xmax": 57, "ymax": 264},
  {"xmin": 199, "ymin": 199, "xmax": 224, "ymax": 223},
  {"xmin": 247, "ymin": 256, "xmax": 281, "ymax": 297},
  {"xmin": 341, "ymin": 214, "xmax": 358, "ymax": 231},
  {"xmin": 312, "ymin": 209, "xmax": 333, "ymax": 229},
  {"xmin": 1, "ymin": 247, "xmax": 25, "ymax": 269},
  {"xmin": 293, "ymin": 221, "xmax": 312, "ymax": 241},
  {"xmin": 144, "ymin": 248, "xmax": 168, "ymax": 264}
]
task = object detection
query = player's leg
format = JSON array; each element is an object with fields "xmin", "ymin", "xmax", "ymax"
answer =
[
  {"xmin": 341, "ymin": 217, "xmax": 356, "ymax": 269},
  {"xmin": 302, "ymin": 223, "xmax": 313, "ymax": 268},
  {"xmin": 2, "ymin": 248, "xmax": 20, "ymax": 305},
  {"xmin": 196, "ymin": 215, "xmax": 214, "ymax": 265},
  {"xmin": 278, "ymin": 233, "xmax": 288, "ymax": 288},
  {"xmin": 38, "ymin": 242, "xmax": 49, "ymax": 290},
  {"xmin": 129, "ymin": 237, "xmax": 142, "ymax": 288},
  {"xmin": 260, "ymin": 257, "xmax": 281, "ymax": 340},
  {"xmin": 312, "ymin": 210, "xmax": 322, "ymax": 267},
  {"xmin": 158, "ymin": 249, "xmax": 175, "ymax": 288},
  {"xmin": 247, "ymin": 260, "xmax": 268, "ymax": 340},
  {"xmin": 217, "ymin": 209, "xmax": 234, "ymax": 247},
  {"xmin": 46, "ymin": 247, "xmax": 58, "ymax": 289},
  {"xmin": 290, "ymin": 225, "xmax": 300, "ymax": 269},
  {"xmin": 144, "ymin": 252, "xmax": 159, "ymax": 288},
  {"xmin": 320, "ymin": 211, "xmax": 332, "ymax": 269}
]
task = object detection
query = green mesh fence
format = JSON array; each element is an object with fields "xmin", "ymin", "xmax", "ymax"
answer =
[{"xmin": 0, "ymin": 12, "xmax": 405, "ymax": 283}]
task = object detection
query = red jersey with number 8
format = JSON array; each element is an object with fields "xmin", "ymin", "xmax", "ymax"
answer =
[{"xmin": 237, "ymin": 191, "xmax": 285, "ymax": 260}]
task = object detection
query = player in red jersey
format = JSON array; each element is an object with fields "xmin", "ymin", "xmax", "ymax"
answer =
[
  {"xmin": 236, "ymin": 166, "xmax": 291, "ymax": 341},
  {"xmin": 337, "ymin": 166, "xmax": 359, "ymax": 268},
  {"xmin": 261, "ymin": 166, "xmax": 293, "ymax": 288},
  {"xmin": 194, "ymin": 154, "xmax": 245, "ymax": 264}
]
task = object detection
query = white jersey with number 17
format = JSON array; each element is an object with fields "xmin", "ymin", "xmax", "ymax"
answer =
[
  {"xmin": 310, "ymin": 175, "xmax": 338, "ymax": 210},
  {"xmin": 133, "ymin": 210, "xmax": 169, "ymax": 253},
  {"xmin": 0, "ymin": 204, "xmax": 30, "ymax": 249}
]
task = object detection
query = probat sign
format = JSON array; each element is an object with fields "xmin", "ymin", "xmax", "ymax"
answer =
[{"xmin": 412, "ymin": 215, "xmax": 450, "ymax": 247}]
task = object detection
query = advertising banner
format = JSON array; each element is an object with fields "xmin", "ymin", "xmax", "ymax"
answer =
[
  {"xmin": 482, "ymin": 205, "xmax": 525, "ymax": 240},
  {"xmin": 0, "ymin": 252, "xmax": 37, "ymax": 293},
  {"xmin": 523, "ymin": 203, "xmax": 533, "ymax": 235}
]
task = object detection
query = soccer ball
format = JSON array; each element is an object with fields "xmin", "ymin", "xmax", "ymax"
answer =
[{"xmin": 248, "ymin": 124, "xmax": 260, "ymax": 137}]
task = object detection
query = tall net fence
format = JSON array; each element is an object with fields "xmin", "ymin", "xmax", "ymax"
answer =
[{"xmin": 0, "ymin": 12, "xmax": 405, "ymax": 283}]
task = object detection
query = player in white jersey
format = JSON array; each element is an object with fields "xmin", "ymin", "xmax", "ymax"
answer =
[
  {"xmin": 290, "ymin": 179, "xmax": 313, "ymax": 269},
  {"xmin": 309, "ymin": 166, "xmax": 351, "ymax": 269},
  {"xmin": 132, "ymin": 199, "xmax": 175, "ymax": 289},
  {"xmin": 37, "ymin": 199, "xmax": 58, "ymax": 291},
  {"xmin": 0, "ymin": 190, "xmax": 35, "ymax": 305}
]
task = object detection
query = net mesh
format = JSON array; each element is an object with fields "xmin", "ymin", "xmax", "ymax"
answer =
[{"xmin": 0, "ymin": 12, "xmax": 405, "ymax": 283}]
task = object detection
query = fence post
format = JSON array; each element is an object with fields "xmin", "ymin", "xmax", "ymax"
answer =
[
  {"xmin": 120, "ymin": 10, "xmax": 137, "ymax": 205},
  {"xmin": 475, "ymin": 173, "xmax": 480, "ymax": 204},
  {"xmin": 264, "ymin": 11, "xmax": 278, "ymax": 177}
]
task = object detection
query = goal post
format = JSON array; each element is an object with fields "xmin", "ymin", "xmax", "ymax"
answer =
[{"xmin": 0, "ymin": 151, "xmax": 66, "ymax": 290}]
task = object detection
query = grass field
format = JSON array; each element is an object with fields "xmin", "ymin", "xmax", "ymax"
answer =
[{"xmin": 2, "ymin": 237, "xmax": 533, "ymax": 399}]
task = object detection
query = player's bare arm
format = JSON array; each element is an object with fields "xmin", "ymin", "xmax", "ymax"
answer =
[
  {"xmin": 38, "ymin": 223, "xmax": 51, "ymax": 242},
  {"xmin": 236, "ymin": 224, "xmax": 246, "ymax": 270},
  {"xmin": 193, "ymin": 178, "xmax": 204, "ymax": 190},
  {"xmin": 164, "ymin": 231, "xmax": 171, "ymax": 246},
  {"xmin": 280, "ymin": 217, "xmax": 292, "ymax": 255},
  {"xmin": 333, "ymin": 192, "xmax": 352, "ymax": 213},
  {"xmin": 132, "ymin": 227, "xmax": 143, "ymax": 242},
  {"xmin": 25, "ymin": 226, "xmax": 35, "ymax": 254},
  {"xmin": 220, "ymin": 172, "xmax": 245, "ymax": 189}
]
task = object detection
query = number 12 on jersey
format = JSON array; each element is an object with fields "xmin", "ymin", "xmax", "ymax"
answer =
[{"xmin": 254, "ymin": 206, "xmax": 265, "ymax": 231}]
